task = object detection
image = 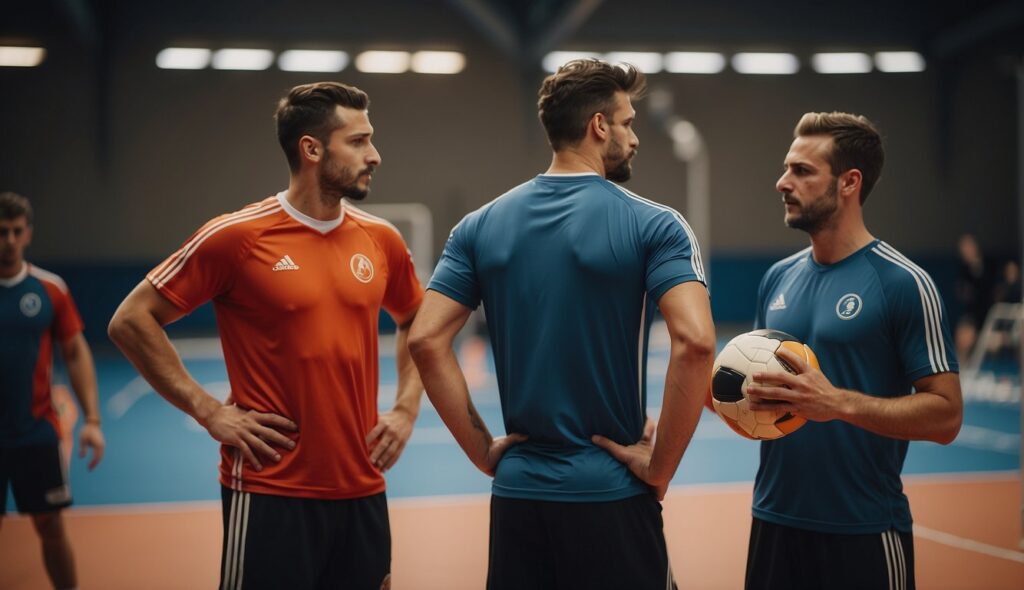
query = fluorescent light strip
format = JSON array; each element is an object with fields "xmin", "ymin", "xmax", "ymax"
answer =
[
  {"xmin": 664, "ymin": 52, "xmax": 726, "ymax": 74},
  {"xmin": 604, "ymin": 51, "xmax": 663, "ymax": 74},
  {"xmin": 156, "ymin": 47, "xmax": 211, "ymax": 70},
  {"xmin": 211, "ymin": 48, "xmax": 274, "ymax": 71},
  {"xmin": 812, "ymin": 52, "xmax": 872, "ymax": 74},
  {"xmin": 0, "ymin": 46, "xmax": 46, "ymax": 67},
  {"xmin": 541, "ymin": 51, "xmax": 601, "ymax": 73},
  {"xmin": 731, "ymin": 52, "xmax": 799, "ymax": 75},
  {"xmin": 875, "ymin": 51, "xmax": 925, "ymax": 73},
  {"xmin": 278, "ymin": 50, "xmax": 348, "ymax": 72},
  {"xmin": 411, "ymin": 51, "xmax": 465, "ymax": 74},
  {"xmin": 355, "ymin": 51, "xmax": 410, "ymax": 73}
]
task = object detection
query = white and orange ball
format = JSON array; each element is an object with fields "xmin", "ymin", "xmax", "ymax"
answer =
[{"xmin": 711, "ymin": 329, "xmax": 819, "ymax": 440}]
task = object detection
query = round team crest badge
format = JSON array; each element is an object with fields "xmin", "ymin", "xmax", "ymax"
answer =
[
  {"xmin": 835, "ymin": 293, "xmax": 863, "ymax": 320},
  {"xmin": 20, "ymin": 292, "xmax": 42, "ymax": 317},
  {"xmin": 350, "ymin": 253, "xmax": 374, "ymax": 283}
]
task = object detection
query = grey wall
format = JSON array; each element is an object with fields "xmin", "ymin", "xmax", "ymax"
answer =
[{"xmin": 1, "ymin": 3, "xmax": 1019, "ymax": 264}]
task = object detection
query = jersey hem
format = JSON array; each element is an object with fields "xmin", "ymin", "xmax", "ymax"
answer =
[
  {"xmin": 425, "ymin": 283, "xmax": 478, "ymax": 311},
  {"xmin": 650, "ymin": 275, "xmax": 705, "ymax": 303},
  {"xmin": 905, "ymin": 365, "xmax": 960, "ymax": 383},
  {"xmin": 752, "ymin": 507, "xmax": 913, "ymax": 534},
  {"xmin": 492, "ymin": 482, "xmax": 650, "ymax": 503},
  {"xmin": 218, "ymin": 476, "xmax": 387, "ymax": 500},
  {"xmin": 147, "ymin": 278, "xmax": 194, "ymax": 312}
]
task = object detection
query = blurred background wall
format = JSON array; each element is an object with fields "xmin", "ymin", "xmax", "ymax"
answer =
[{"xmin": 1, "ymin": 0, "xmax": 1021, "ymax": 333}]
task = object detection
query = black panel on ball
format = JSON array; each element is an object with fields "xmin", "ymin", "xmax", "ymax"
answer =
[
  {"xmin": 775, "ymin": 412, "xmax": 797, "ymax": 424},
  {"xmin": 712, "ymin": 367, "xmax": 746, "ymax": 402}
]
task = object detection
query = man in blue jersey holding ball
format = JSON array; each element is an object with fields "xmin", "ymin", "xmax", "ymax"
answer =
[
  {"xmin": 744, "ymin": 112, "xmax": 963, "ymax": 589},
  {"xmin": 409, "ymin": 59, "xmax": 715, "ymax": 589}
]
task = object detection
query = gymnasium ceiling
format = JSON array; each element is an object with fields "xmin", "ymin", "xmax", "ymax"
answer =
[{"xmin": 4, "ymin": 0, "xmax": 1023, "ymax": 67}]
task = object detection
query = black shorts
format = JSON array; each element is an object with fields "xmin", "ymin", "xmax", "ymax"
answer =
[
  {"xmin": 0, "ymin": 444, "xmax": 72, "ymax": 515},
  {"xmin": 746, "ymin": 517, "xmax": 915, "ymax": 590},
  {"xmin": 488, "ymin": 493, "xmax": 677, "ymax": 590},
  {"xmin": 219, "ymin": 487, "xmax": 391, "ymax": 590}
]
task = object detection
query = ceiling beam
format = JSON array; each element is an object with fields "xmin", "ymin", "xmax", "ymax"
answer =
[
  {"xmin": 931, "ymin": 0, "xmax": 1024, "ymax": 58},
  {"xmin": 529, "ymin": 0, "xmax": 604, "ymax": 62},
  {"xmin": 446, "ymin": 0, "xmax": 521, "ymax": 60}
]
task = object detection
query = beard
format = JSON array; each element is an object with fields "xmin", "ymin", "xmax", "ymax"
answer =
[
  {"xmin": 318, "ymin": 158, "xmax": 374, "ymax": 202},
  {"xmin": 604, "ymin": 138, "xmax": 634, "ymax": 182},
  {"xmin": 785, "ymin": 178, "xmax": 838, "ymax": 233}
]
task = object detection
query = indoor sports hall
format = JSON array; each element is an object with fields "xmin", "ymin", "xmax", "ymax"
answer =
[{"xmin": 1, "ymin": 1, "xmax": 1022, "ymax": 589}]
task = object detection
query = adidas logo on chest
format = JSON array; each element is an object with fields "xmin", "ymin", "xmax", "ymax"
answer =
[
  {"xmin": 768, "ymin": 293, "xmax": 786, "ymax": 311},
  {"xmin": 272, "ymin": 255, "xmax": 300, "ymax": 272}
]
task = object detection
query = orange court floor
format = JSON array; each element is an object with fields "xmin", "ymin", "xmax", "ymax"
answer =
[{"xmin": 1, "ymin": 474, "xmax": 1021, "ymax": 589}]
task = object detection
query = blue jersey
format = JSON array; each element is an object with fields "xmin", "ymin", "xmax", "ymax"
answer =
[
  {"xmin": 753, "ymin": 240, "xmax": 958, "ymax": 533},
  {"xmin": 429, "ymin": 173, "xmax": 706, "ymax": 502},
  {"xmin": 0, "ymin": 264, "xmax": 83, "ymax": 448}
]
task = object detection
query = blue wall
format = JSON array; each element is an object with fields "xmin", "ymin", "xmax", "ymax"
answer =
[{"xmin": 39, "ymin": 254, "xmax": 957, "ymax": 348}]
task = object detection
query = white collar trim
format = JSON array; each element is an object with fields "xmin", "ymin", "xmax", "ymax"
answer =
[
  {"xmin": 0, "ymin": 263, "xmax": 28, "ymax": 287},
  {"xmin": 540, "ymin": 172, "xmax": 600, "ymax": 177},
  {"xmin": 276, "ymin": 191, "xmax": 345, "ymax": 234}
]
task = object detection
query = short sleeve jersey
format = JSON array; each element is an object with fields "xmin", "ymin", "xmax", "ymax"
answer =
[
  {"xmin": 753, "ymin": 240, "xmax": 958, "ymax": 533},
  {"xmin": 148, "ymin": 192, "xmax": 423, "ymax": 499},
  {"xmin": 1, "ymin": 264, "xmax": 84, "ymax": 447},
  {"xmin": 429, "ymin": 174, "xmax": 707, "ymax": 502}
]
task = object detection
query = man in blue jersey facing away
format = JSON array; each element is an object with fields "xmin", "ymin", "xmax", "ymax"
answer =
[
  {"xmin": 409, "ymin": 59, "xmax": 715, "ymax": 590},
  {"xmin": 742, "ymin": 113, "xmax": 963, "ymax": 590},
  {"xmin": 0, "ymin": 192, "xmax": 106, "ymax": 590}
]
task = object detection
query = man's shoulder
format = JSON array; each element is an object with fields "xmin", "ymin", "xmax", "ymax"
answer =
[
  {"xmin": 863, "ymin": 240, "xmax": 941, "ymax": 298},
  {"xmin": 27, "ymin": 264, "xmax": 70, "ymax": 296},
  {"xmin": 194, "ymin": 196, "xmax": 285, "ymax": 240},
  {"xmin": 598, "ymin": 181, "xmax": 679, "ymax": 219},
  {"xmin": 767, "ymin": 247, "xmax": 812, "ymax": 278},
  {"xmin": 345, "ymin": 204, "xmax": 406, "ymax": 245}
]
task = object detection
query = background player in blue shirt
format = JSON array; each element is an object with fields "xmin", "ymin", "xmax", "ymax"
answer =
[
  {"xmin": 0, "ymin": 192, "xmax": 105, "ymax": 590},
  {"xmin": 409, "ymin": 59, "xmax": 715, "ymax": 590},
  {"xmin": 742, "ymin": 113, "xmax": 963, "ymax": 589}
]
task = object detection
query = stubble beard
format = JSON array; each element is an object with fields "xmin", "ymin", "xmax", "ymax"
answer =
[
  {"xmin": 604, "ymin": 138, "xmax": 634, "ymax": 183},
  {"xmin": 785, "ymin": 178, "xmax": 839, "ymax": 234},
  {"xmin": 319, "ymin": 159, "xmax": 373, "ymax": 204}
]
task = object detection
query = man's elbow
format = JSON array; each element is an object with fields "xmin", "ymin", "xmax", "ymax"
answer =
[
  {"xmin": 407, "ymin": 325, "xmax": 442, "ymax": 365},
  {"xmin": 107, "ymin": 306, "xmax": 135, "ymax": 347},
  {"xmin": 675, "ymin": 330, "xmax": 716, "ymax": 365},
  {"xmin": 932, "ymin": 409, "xmax": 963, "ymax": 446}
]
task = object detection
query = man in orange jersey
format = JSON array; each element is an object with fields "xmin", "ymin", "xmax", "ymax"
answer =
[{"xmin": 109, "ymin": 82, "xmax": 424, "ymax": 590}]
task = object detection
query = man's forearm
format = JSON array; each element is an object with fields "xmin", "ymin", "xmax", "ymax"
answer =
[
  {"xmin": 838, "ymin": 387, "xmax": 961, "ymax": 443},
  {"xmin": 414, "ymin": 345, "xmax": 493, "ymax": 471},
  {"xmin": 109, "ymin": 311, "xmax": 220, "ymax": 424},
  {"xmin": 648, "ymin": 340, "xmax": 714, "ymax": 484},
  {"xmin": 392, "ymin": 324, "xmax": 424, "ymax": 417},
  {"xmin": 63, "ymin": 336, "xmax": 101, "ymax": 423}
]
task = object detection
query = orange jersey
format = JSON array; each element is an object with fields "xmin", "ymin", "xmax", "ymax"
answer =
[{"xmin": 147, "ymin": 192, "xmax": 423, "ymax": 499}]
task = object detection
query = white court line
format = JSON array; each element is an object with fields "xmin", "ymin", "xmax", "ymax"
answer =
[{"xmin": 914, "ymin": 525, "xmax": 1024, "ymax": 564}]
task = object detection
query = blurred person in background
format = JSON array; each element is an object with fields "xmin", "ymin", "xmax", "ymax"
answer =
[{"xmin": 0, "ymin": 191, "xmax": 105, "ymax": 590}]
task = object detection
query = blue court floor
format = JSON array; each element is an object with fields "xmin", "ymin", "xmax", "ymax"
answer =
[{"xmin": 14, "ymin": 328, "xmax": 1021, "ymax": 510}]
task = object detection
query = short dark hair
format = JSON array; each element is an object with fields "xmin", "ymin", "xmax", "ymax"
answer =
[
  {"xmin": 275, "ymin": 82, "xmax": 370, "ymax": 172},
  {"xmin": 537, "ymin": 59, "xmax": 647, "ymax": 151},
  {"xmin": 0, "ymin": 192, "xmax": 32, "ymax": 224},
  {"xmin": 794, "ymin": 112, "xmax": 885, "ymax": 204}
]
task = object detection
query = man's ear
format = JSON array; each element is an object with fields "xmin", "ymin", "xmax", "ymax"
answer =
[
  {"xmin": 839, "ymin": 169, "xmax": 862, "ymax": 200},
  {"xmin": 299, "ymin": 135, "xmax": 323, "ymax": 164},
  {"xmin": 589, "ymin": 112, "xmax": 609, "ymax": 141}
]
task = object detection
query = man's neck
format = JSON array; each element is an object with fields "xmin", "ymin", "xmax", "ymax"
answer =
[
  {"xmin": 546, "ymin": 149, "xmax": 605, "ymax": 177},
  {"xmin": 809, "ymin": 223, "xmax": 875, "ymax": 265},
  {"xmin": 286, "ymin": 175, "xmax": 343, "ymax": 221},
  {"xmin": 0, "ymin": 260, "xmax": 26, "ymax": 280}
]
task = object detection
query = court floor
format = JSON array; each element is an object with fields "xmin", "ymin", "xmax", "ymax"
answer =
[{"xmin": 1, "ymin": 327, "xmax": 1021, "ymax": 588}]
